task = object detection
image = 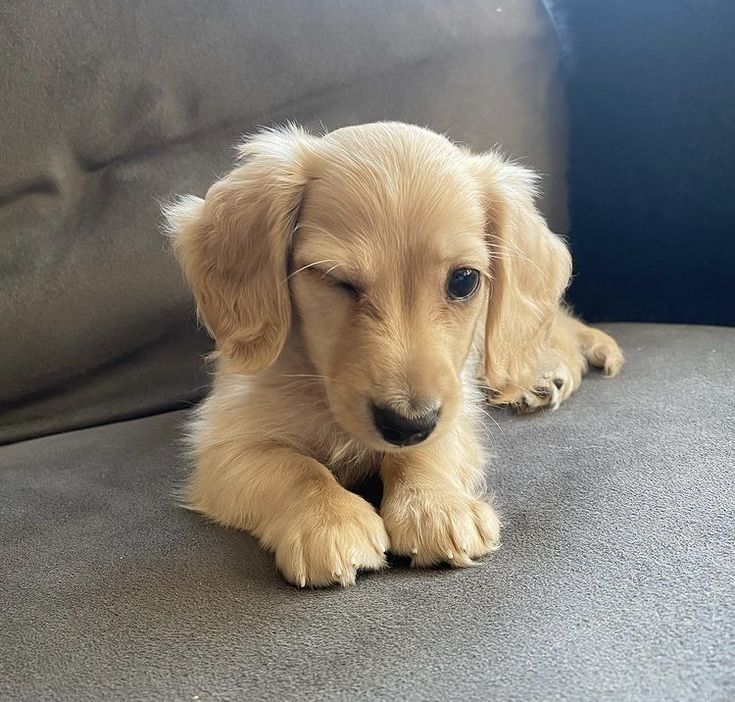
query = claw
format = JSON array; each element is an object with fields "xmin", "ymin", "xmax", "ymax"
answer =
[{"xmin": 372, "ymin": 537, "xmax": 388, "ymax": 553}]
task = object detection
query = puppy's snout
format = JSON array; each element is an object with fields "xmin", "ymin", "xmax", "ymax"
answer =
[{"xmin": 371, "ymin": 403, "xmax": 440, "ymax": 447}]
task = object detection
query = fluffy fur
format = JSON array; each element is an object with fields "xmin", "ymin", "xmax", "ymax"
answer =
[{"xmin": 164, "ymin": 122, "xmax": 623, "ymax": 587}]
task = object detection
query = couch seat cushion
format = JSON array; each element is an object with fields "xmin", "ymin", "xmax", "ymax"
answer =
[{"xmin": 2, "ymin": 323, "xmax": 733, "ymax": 701}]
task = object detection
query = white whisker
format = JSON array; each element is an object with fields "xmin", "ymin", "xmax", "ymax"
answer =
[{"xmin": 284, "ymin": 259, "xmax": 339, "ymax": 283}]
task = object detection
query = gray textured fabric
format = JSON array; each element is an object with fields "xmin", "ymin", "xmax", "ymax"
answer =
[
  {"xmin": 2, "ymin": 323, "xmax": 733, "ymax": 701},
  {"xmin": 0, "ymin": 0, "xmax": 567, "ymax": 444},
  {"xmin": 0, "ymin": 327, "xmax": 210, "ymax": 446}
]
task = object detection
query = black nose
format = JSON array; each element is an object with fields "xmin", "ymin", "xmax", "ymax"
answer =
[{"xmin": 371, "ymin": 404, "xmax": 440, "ymax": 446}]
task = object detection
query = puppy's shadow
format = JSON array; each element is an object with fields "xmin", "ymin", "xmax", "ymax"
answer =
[{"xmin": 351, "ymin": 473, "xmax": 383, "ymax": 509}]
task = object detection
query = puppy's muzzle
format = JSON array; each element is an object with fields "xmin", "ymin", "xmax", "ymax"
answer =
[{"xmin": 371, "ymin": 403, "xmax": 440, "ymax": 447}]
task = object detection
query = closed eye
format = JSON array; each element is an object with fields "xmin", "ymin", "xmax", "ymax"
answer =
[
  {"xmin": 329, "ymin": 276, "xmax": 361, "ymax": 297},
  {"xmin": 308, "ymin": 265, "xmax": 363, "ymax": 298}
]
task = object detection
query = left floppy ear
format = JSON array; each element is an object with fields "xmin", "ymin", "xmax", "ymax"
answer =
[
  {"xmin": 163, "ymin": 126, "xmax": 320, "ymax": 373},
  {"xmin": 469, "ymin": 152, "xmax": 572, "ymax": 402}
]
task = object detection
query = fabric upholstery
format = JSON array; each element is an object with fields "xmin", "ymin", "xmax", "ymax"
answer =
[
  {"xmin": 0, "ymin": 0, "xmax": 567, "ymax": 444},
  {"xmin": 2, "ymin": 324, "xmax": 733, "ymax": 701}
]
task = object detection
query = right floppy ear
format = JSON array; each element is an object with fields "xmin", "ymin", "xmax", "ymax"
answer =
[
  {"xmin": 469, "ymin": 151, "xmax": 573, "ymax": 402},
  {"xmin": 164, "ymin": 126, "xmax": 319, "ymax": 373}
]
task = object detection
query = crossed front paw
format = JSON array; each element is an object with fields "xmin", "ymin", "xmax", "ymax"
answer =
[{"xmin": 381, "ymin": 485, "xmax": 501, "ymax": 568}]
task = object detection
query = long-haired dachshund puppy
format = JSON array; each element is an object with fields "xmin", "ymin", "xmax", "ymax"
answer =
[{"xmin": 164, "ymin": 122, "xmax": 622, "ymax": 587}]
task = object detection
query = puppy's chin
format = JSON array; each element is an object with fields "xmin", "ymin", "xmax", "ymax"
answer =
[{"xmin": 372, "ymin": 434, "xmax": 441, "ymax": 454}]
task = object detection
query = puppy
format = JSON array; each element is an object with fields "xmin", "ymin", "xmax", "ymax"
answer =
[{"xmin": 164, "ymin": 122, "xmax": 623, "ymax": 587}]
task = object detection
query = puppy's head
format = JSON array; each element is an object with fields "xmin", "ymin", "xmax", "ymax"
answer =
[{"xmin": 165, "ymin": 123, "xmax": 570, "ymax": 451}]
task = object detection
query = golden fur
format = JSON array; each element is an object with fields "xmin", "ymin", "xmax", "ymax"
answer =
[{"xmin": 164, "ymin": 122, "xmax": 623, "ymax": 587}]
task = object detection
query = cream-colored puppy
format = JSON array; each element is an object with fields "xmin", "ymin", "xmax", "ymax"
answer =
[{"xmin": 165, "ymin": 122, "xmax": 622, "ymax": 587}]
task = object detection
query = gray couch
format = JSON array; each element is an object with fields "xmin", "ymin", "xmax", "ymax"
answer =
[{"xmin": 1, "ymin": 2, "xmax": 733, "ymax": 700}]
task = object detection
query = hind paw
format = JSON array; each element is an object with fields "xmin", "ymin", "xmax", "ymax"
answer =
[{"xmin": 512, "ymin": 362, "xmax": 576, "ymax": 413}]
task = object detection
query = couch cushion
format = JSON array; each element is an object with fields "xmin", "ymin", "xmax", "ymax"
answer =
[
  {"xmin": 0, "ymin": 0, "xmax": 567, "ymax": 444},
  {"xmin": 3, "ymin": 323, "xmax": 731, "ymax": 700}
]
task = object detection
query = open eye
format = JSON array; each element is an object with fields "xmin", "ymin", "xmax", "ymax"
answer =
[{"xmin": 447, "ymin": 268, "xmax": 480, "ymax": 301}]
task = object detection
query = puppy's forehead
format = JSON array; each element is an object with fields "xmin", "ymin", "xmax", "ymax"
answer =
[{"xmin": 296, "ymin": 126, "xmax": 486, "ymax": 269}]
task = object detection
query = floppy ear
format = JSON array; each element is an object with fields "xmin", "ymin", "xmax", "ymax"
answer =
[
  {"xmin": 163, "ymin": 126, "xmax": 318, "ymax": 373},
  {"xmin": 471, "ymin": 153, "xmax": 572, "ymax": 401}
]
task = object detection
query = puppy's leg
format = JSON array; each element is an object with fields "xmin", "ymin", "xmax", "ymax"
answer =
[
  {"xmin": 492, "ymin": 308, "xmax": 624, "ymax": 412},
  {"xmin": 187, "ymin": 445, "xmax": 388, "ymax": 587},
  {"xmin": 566, "ymin": 311, "xmax": 625, "ymax": 377},
  {"xmin": 380, "ymin": 421, "xmax": 500, "ymax": 568}
]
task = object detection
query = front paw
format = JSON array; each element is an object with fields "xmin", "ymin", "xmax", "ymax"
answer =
[
  {"xmin": 381, "ymin": 486, "xmax": 500, "ymax": 568},
  {"xmin": 272, "ymin": 489, "xmax": 389, "ymax": 588}
]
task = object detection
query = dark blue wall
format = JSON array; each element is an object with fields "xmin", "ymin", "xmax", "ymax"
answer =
[{"xmin": 556, "ymin": 0, "xmax": 735, "ymax": 325}]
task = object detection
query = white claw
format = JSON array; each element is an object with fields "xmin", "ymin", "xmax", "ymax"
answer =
[
  {"xmin": 299, "ymin": 576, "xmax": 306, "ymax": 588},
  {"xmin": 411, "ymin": 546, "xmax": 418, "ymax": 555},
  {"xmin": 373, "ymin": 538, "xmax": 387, "ymax": 553}
]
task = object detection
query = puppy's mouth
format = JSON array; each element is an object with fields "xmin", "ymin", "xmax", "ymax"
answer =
[{"xmin": 370, "ymin": 402, "xmax": 441, "ymax": 448}]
